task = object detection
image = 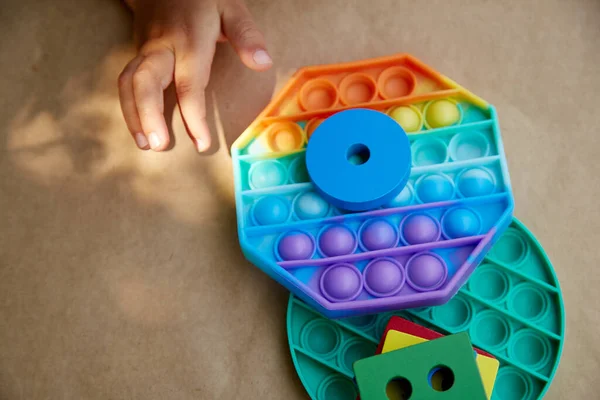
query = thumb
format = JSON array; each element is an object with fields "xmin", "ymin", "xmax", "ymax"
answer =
[{"xmin": 221, "ymin": 0, "xmax": 272, "ymax": 71}]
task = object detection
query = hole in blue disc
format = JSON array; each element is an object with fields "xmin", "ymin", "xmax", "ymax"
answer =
[{"xmin": 346, "ymin": 143, "xmax": 370, "ymax": 166}]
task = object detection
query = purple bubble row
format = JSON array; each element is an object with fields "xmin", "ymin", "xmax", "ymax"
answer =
[
  {"xmin": 275, "ymin": 209, "xmax": 482, "ymax": 262},
  {"xmin": 318, "ymin": 253, "xmax": 448, "ymax": 303}
]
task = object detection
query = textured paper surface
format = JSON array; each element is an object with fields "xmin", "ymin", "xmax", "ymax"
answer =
[{"xmin": 1, "ymin": 0, "xmax": 599, "ymax": 399}]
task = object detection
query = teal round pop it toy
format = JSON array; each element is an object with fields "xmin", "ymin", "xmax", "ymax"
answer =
[{"xmin": 287, "ymin": 218, "xmax": 564, "ymax": 400}]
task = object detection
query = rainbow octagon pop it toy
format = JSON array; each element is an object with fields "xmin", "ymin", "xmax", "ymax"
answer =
[
  {"xmin": 287, "ymin": 219, "xmax": 566, "ymax": 400},
  {"xmin": 231, "ymin": 54, "xmax": 515, "ymax": 318}
]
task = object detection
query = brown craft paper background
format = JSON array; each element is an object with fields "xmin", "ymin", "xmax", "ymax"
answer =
[{"xmin": 1, "ymin": 0, "xmax": 599, "ymax": 398}]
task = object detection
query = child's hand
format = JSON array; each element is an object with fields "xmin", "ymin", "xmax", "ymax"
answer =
[{"xmin": 118, "ymin": 0, "xmax": 272, "ymax": 152}]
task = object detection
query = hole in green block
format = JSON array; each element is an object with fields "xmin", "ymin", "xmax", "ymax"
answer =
[
  {"xmin": 386, "ymin": 377, "xmax": 412, "ymax": 399},
  {"xmin": 428, "ymin": 365, "xmax": 455, "ymax": 392}
]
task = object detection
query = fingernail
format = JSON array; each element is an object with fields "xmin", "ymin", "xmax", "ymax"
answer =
[
  {"xmin": 253, "ymin": 50, "xmax": 272, "ymax": 65},
  {"xmin": 134, "ymin": 132, "xmax": 149, "ymax": 149},
  {"xmin": 195, "ymin": 139, "xmax": 210, "ymax": 152},
  {"xmin": 148, "ymin": 132, "xmax": 161, "ymax": 149}
]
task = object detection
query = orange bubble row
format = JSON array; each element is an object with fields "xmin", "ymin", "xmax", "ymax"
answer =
[
  {"xmin": 298, "ymin": 67, "xmax": 417, "ymax": 112},
  {"xmin": 263, "ymin": 121, "xmax": 306, "ymax": 152},
  {"xmin": 262, "ymin": 118, "xmax": 331, "ymax": 152},
  {"xmin": 262, "ymin": 118, "xmax": 325, "ymax": 152}
]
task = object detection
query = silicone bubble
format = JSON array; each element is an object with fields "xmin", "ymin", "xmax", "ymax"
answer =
[
  {"xmin": 300, "ymin": 319, "xmax": 342, "ymax": 359},
  {"xmin": 320, "ymin": 263, "xmax": 363, "ymax": 302},
  {"xmin": 387, "ymin": 105, "xmax": 423, "ymax": 133},
  {"xmin": 406, "ymin": 252, "xmax": 447, "ymax": 291},
  {"xmin": 318, "ymin": 225, "xmax": 358, "ymax": 257},
  {"xmin": 339, "ymin": 73, "xmax": 378, "ymax": 105},
  {"xmin": 509, "ymin": 330, "xmax": 551, "ymax": 370},
  {"xmin": 288, "ymin": 156, "xmax": 310, "ymax": 184},
  {"xmin": 494, "ymin": 367, "xmax": 532, "ymax": 400},
  {"xmin": 293, "ymin": 191, "xmax": 330, "ymax": 220},
  {"xmin": 249, "ymin": 160, "xmax": 287, "ymax": 189},
  {"xmin": 409, "ymin": 307, "xmax": 432, "ymax": 319},
  {"xmin": 399, "ymin": 213, "xmax": 441, "ymax": 245},
  {"xmin": 276, "ymin": 231, "xmax": 315, "ymax": 261},
  {"xmin": 415, "ymin": 173, "xmax": 455, "ymax": 203},
  {"xmin": 456, "ymin": 167, "xmax": 496, "ymax": 198},
  {"xmin": 305, "ymin": 118, "xmax": 325, "ymax": 140},
  {"xmin": 411, "ymin": 137, "xmax": 449, "ymax": 167},
  {"xmin": 424, "ymin": 99, "xmax": 462, "ymax": 129},
  {"xmin": 363, "ymin": 258, "xmax": 406, "ymax": 297},
  {"xmin": 375, "ymin": 313, "xmax": 395, "ymax": 339},
  {"xmin": 471, "ymin": 310, "xmax": 511, "ymax": 350},
  {"xmin": 316, "ymin": 376, "xmax": 357, "ymax": 400},
  {"xmin": 377, "ymin": 66, "xmax": 416, "ymax": 99},
  {"xmin": 448, "ymin": 131, "xmax": 491, "ymax": 161},
  {"xmin": 491, "ymin": 229, "xmax": 530, "ymax": 266},
  {"xmin": 508, "ymin": 284, "xmax": 550, "ymax": 322},
  {"xmin": 251, "ymin": 196, "xmax": 290, "ymax": 225},
  {"xmin": 341, "ymin": 314, "xmax": 376, "ymax": 330},
  {"xmin": 431, "ymin": 295, "xmax": 472, "ymax": 331},
  {"xmin": 299, "ymin": 79, "xmax": 339, "ymax": 111},
  {"xmin": 386, "ymin": 184, "xmax": 414, "ymax": 208},
  {"xmin": 358, "ymin": 219, "xmax": 399, "ymax": 251},
  {"xmin": 468, "ymin": 265, "xmax": 510, "ymax": 303},
  {"xmin": 266, "ymin": 121, "xmax": 305, "ymax": 152},
  {"xmin": 441, "ymin": 207, "xmax": 482, "ymax": 239},
  {"xmin": 338, "ymin": 338, "xmax": 377, "ymax": 374}
]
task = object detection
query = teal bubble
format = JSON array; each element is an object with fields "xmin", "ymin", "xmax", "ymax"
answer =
[{"xmin": 252, "ymin": 196, "xmax": 290, "ymax": 225}]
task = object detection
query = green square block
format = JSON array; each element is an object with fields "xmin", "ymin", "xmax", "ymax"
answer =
[{"xmin": 353, "ymin": 332, "xmax": 487, "ymax": 400}]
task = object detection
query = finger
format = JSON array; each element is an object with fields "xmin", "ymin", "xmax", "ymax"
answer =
[
  {"xmin": 118, "ymin": 56, "xmax": 149, "ymax": 150},
  {"xmin": 221, "ymin": 0, "xmax": 272, "ymax": 71},
  {"xmin": 132, "ymin": 47, "xmax": 175, "ymax": 151},
  {"xmin": 174, "ymin": 38, "xmax": 218, "ymax": 152},
  {"xmin": 174, "ymin": 53, "xmax": 212, "ymax": 152}
]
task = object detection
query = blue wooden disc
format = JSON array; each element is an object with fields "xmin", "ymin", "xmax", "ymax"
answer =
[{"xmin": 305, "ymin": 109, "xmax": 411, "ymax": 211}]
